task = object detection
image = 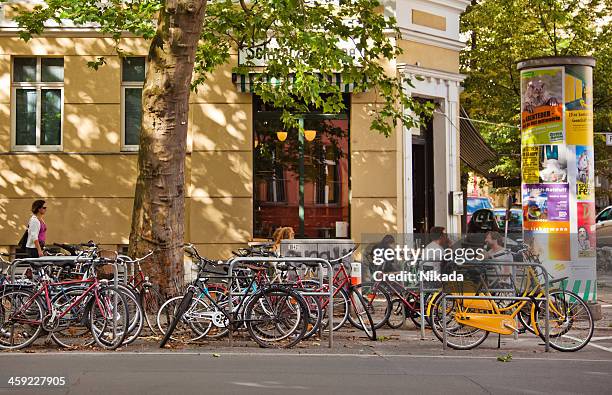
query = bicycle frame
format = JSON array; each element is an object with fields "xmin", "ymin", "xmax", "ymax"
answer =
[{"xmin": 8, "ymin": 277, "xmax": 109, "ymax": 326}]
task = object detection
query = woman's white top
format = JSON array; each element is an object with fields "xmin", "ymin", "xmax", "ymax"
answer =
[{"xmin": 26, "ymin": 215, "xmax": 41, "ymax": 248}]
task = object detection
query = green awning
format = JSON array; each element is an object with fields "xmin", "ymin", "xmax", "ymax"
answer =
[{"xmin": 231, "ymin": 73, "xmax": 355, "ymax": 93}]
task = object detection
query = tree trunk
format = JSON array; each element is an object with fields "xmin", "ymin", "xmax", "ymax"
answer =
[{"xmin": 128, "ymin": 0, "xmax": 207, "ymax": 296}]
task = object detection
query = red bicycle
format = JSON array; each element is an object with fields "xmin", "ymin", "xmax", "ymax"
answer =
[
  {"xmin": 298, "ymin": 249, "xmax": 377, "ymax": 340},
  {"xmin": 0, "ymin": 258, "xmax": 129, "ymax": 350}
]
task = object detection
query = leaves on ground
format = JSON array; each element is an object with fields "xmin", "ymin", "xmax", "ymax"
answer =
[{"xmin": 497, "ymin": 353, "xmax": 512, "ymax": 362}]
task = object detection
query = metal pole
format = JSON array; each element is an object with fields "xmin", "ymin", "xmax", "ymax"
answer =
[
  {"xmin": 419, "ymin": 261, "xmax": 425, "ymax": 340},
  {"xmin": 442, "ymin": 293, "xmax": 447, "ymax": 350},
  {"xmin": 227, "ymin": 257, "xmax": 235, "ymax": 347},
  {"xmin": 543, "ymin": 266, "xmax": 550, "ymax": 352},
  {"xmin": 327, "ymin": 260, "xmax": 333, "ymax": 349},
  {"xmin": 298, "ymin": 118, "xmax": 305, "ymax": 237}
]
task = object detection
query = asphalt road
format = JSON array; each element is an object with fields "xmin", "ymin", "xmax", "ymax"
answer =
[{"xmin": 1, "ymin": 352, "xmax": 611, "ymax": 394}]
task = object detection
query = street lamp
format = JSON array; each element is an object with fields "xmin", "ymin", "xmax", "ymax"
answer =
[
  {"xmin": 276, "ymin": 130, "xmax": 288, "ymax": 142},
  {"xmin": 304, "ymin": 129, "xmax": 317, "ymax": 142}
]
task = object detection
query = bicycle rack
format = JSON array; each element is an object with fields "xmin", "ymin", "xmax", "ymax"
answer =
[
  {"xmin": 226, "ymin": 256, "xmax": 335, "ymax": 348},
  {"xmin": 438, "ymin": 261, "xmax": 551, "ymax": 352}
]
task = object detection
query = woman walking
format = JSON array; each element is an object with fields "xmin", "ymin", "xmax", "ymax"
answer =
[{"xmin": 25, "ymin": 200, "xmax": 47, "ymax": 258}]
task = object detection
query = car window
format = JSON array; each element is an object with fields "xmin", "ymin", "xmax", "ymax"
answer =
[
  {"xmin": 598, "ymin": 208, "xmax": 611, "ymax": 222},
  {"xmin": 468, "ymin": 198, "xmax": 493, "ymax": 213},
  {"xmin": 467, "ymin": 199, "xmax": 482, "ymax": 213},
  {"xmin": 481, "ymin": 198, "xmax": 493, "ymax": 209}
]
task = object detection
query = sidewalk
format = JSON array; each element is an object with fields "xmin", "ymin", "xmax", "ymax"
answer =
[
  {"xmin": 5, "ymin": 282, "xmax": 612, "ymax": 359},
  {"xmin": 12, "ymin": 315, "xmax": 612, "ymax": 360}
]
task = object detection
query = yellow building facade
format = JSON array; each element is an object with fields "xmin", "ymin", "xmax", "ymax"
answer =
[{"xmin": 0, "ymin": 0, "xmax": 469, "ymax": 257}]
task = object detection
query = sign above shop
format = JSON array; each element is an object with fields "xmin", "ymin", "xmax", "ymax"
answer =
[
  {"xmin": 606, "ymin": 133, "xmax": 612, "ymax": 146},
  {"xmin": 238, "ymin": 38, "xmax": 363, "ymax": 66}
]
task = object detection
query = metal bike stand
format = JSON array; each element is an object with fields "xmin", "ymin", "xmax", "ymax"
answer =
[
  {"xmin": 117, "ymin": 254, "xmax": 134, "ymax": 286},
  {"xmin": 226, "ymin": 256, "xmax": 334, "ymax": 348},
  {"xmin": 441, "ymin": 261, "xmax": 550, "ymax": 352},
  {"xmin": 415, "ymin": 260, "xmax": 444, "ymax": 340}
]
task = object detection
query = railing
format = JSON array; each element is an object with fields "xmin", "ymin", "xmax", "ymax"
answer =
[{"xmin": 226, "ymin": 256, "xmax": 335, "ymax": 348}]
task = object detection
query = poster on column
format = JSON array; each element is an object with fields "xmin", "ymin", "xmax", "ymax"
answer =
[
  {"xmin": 575, "ymin": 145, "xmax": 594, "ymax": 201},
  {"xmin": 521, "ymin": 144, "xmax": 568, "ymax": 184},
  {"xmin": 521, "ymin": 67, "xmax": 564, "ymax": 145},
  {"xmin": 565, "ymin": 65, "xmax": 594, "ymax": 146},
  {"xmin": 576, "ymin": 201, "xmax": 596, "ymax": 258},
  {"xmin": 523, "ymin": 183, "xmax": 570, "ymax": 262}
]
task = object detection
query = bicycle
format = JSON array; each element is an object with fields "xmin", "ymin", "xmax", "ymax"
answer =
[
  {"xmin": 429, "ymin": 259, "xmax": 594, "ymax": 352},
  {"xmin": 0, "ymin": 256, "xmax": 130, "ymax": 350},
  {"xmin": 297, "ymin": 248, "xmax": 377, "ymax": 340},
  {"xmin": 159, "ymin": 247, "xmax": 310, "ymax": 348}
]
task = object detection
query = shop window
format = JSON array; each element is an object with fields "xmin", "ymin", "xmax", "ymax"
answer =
[
  {"xmin": 121, "ymin": 57, "xmax": 145, "ymax": 150},
  {"xmin": 253, "ymin": 95, "xmax": 350, "ymax": 239},
  {"xmin": 12, "ymin": 57, "xmax": 64, "ymax": 151}
]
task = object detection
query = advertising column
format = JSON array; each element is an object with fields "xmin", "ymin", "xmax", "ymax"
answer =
[{"xmin": 518, "ymin": 57, "xmax": 596, "ymax": 302}]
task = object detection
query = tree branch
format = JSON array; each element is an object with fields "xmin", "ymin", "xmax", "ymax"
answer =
[{"xmin": 239, "ymin": 0, "xmax": 251, "ymax": 14}]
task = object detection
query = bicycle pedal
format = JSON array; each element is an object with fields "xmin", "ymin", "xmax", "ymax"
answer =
[{"xmin": 503, "ymin": 323, "xmax": 519, "ymax": 333}]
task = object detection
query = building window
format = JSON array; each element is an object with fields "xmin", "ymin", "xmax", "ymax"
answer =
[
  {"xmin": 253, "ymin": 95, "xmax": 350, "ymax": 239},
  {"xmin": 121, "ymin": 57, "xmax": 145, "ymax": 150},
  {"xmin": 12, "ymin": 57, "xmax": 64, "ymax": 151}
]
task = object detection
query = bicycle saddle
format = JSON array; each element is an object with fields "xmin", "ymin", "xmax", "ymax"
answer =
[{"xmin": 25, "ymin": 258, "xmax": 77, "ymax": 269}]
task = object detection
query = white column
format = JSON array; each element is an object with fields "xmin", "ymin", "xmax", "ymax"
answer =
[
  {"xmin": 446, "ymin": 81, "xmax": 460, "ymax": 233},
  {"xmin": 402, "ymin": 74, "xmax": 414, "ymax": 236}
]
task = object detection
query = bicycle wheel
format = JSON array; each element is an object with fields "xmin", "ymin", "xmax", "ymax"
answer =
[
  {"xmin": 0, "ymin": 288, "xmax": 44, "ymax": 350},
  {"xmin": 347, "ymin": 282, "xmax": 391, "ymax": 330},
  {"xmin": 348, "ymin": 288, "xmax": 377, "ymax": 340},
  {"xmin": 158, "ymin": 290, "xmax": 208, "ymax": 347},
  {"xmin": 140, "ymin": 284, "xmax": 165, "ymax": 335},
  {"xmin": 518, "ymin": 303, "xmax": 536, "ymax": 334},
  {"xmin": 89, "ymin": 286, "xmax": 130, "ymax": 350},
  {"xmin": 535, "ymin": 290, "xmax": 594, "ymax": 352},
  {"xmin": 50, "ymin": 287, "xmax": 95, "ymax": 348},
  {"xmin": 117, "ymin": 285, "xmax": 144, "ymax": 345},
  {"xmin": 429, "ymin": 293, "xmax": 489, "ymax": 350},
  {"xmin": 245, "ymin": 286, "xmax": 308, "ymax": 348},
  {"xmin": 387, "ymin": 299, "xmax": 406, "ymax": 329},
  {"xmin": 300, "ymin": 292, "xmax": 323, "ymax": 339},
  {"xmin": 302, "ymin": 280, "xmax": 349, "ymax": 331},
  {"xmin": 406, "ymin": 292, "xmax": 427, "ymax": 329}
]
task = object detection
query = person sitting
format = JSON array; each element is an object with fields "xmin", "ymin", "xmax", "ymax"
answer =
[
  {"xmin": 484, "ymin": 231, "xmax": 513, "ymax": 280},
  {"xmin": 272, "ymin": 226, "xmax": 295, "ymax": 252},
  {"xmin": 423, "ymin": 226, "xmax": 449, "ymax": 273}
]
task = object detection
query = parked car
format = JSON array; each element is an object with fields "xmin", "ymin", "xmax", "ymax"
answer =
[
  {"xmin": 467, "ymin": 196, "xmax": 493, "ymax": 223},
  {"xmin": 596, "ymin": 206, "xmax": 612, "ymax": 247},
  {"xmin": 463, "ymin": 208, "xmax": 521, "ymax": 251},
  {"xmin": 493, "ymin": 208, "xmax": 523, "ymax": 235}
]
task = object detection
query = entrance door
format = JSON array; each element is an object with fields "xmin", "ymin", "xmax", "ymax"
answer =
[{"xmin": 412, "ymin": 117, "xmax": 434, "ymax": 234}]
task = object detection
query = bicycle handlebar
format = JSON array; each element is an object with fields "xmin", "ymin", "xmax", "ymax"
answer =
[{"xmin": 327, "ymin": 246, "xmax": 358, "ymax": 263}]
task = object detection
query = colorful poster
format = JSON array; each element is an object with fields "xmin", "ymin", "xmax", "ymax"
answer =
[
  {"xmin": 577, "ymin": 201, "xmax": 596, "ymax": 257},
  {"xmin": 523, "ymin": 227, "xmax": 571, "ymax": 262},
  {"xmin": 521, "ymin": 146, "xmax": 540, "ymax": 183},
  {"xmin": 519, "ymin": 59, "xmax": 596, "ymax": 301},
  {"xmin": 521, "ymin": 67, "xmax": 564, "ymax": 145},
  {"xmin": 575, "ymin": 145, "xmax": 594, "ymax": 201},
  {"xmin": 523, "ymin": 183, "xmax": 569, "ymax": 222},
  {"xmin": 565, "ymin": 65, "xmax": 594, "ymax": 146},
  {"xmin": 522, "ymin": 144, "xmax": 568, "ymax": 184}
]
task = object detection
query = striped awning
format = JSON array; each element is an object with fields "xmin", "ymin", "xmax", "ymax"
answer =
[{"xmin": 231, "ymin": 73, "xmax": 355, "ymax": 93}]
